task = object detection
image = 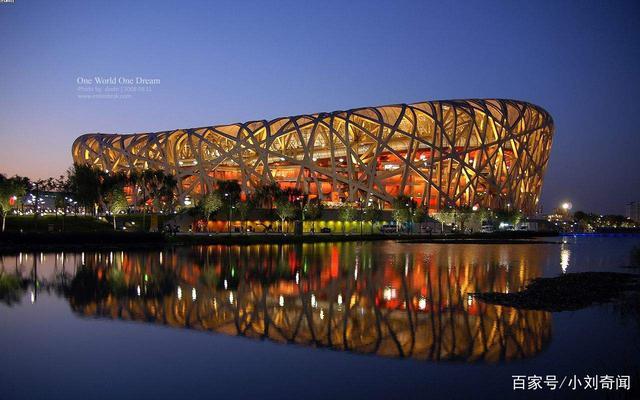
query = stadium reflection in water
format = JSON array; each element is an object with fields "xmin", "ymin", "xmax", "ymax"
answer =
[{"xmin": 8, "ymin": 242, "xmax": 551, "ymax": 362}]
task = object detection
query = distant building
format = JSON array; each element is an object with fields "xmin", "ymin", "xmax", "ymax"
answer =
[
  {"xmin": 627, "ymin": 201, "xmax": 640, "ymax": 222},
  {"xmin": 21, "ymin": 191, "xmax": 59, "ymax": 214}
]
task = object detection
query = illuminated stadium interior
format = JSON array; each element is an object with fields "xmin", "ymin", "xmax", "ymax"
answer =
[{"xmin": 72, "ymin": 99, "xmax": 554, "ymax": 213}]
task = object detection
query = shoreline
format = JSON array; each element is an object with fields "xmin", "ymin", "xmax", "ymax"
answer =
[
  {"xmin": 0, "ymin": 231, "xmax": 561, "ymax": 253},
  {"xmin": 473, "ymin": 271, "xmax": 640, "ymax": 312}
]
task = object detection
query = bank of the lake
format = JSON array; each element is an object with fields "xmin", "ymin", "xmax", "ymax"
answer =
[{"xmin": 0, "ymin": 230, "xmax": 560, "ymax": 253}]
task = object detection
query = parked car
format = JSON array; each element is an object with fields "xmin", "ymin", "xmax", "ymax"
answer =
[
  {"xmin": 498, "ymin": 223, "xmax": 515, "ymax": 231},
  {"xmin": 480, "ymin": 224, "xmax": 495, "ymax": 233},
  {"xmin": 320, "ymin": 227, "xmax": 331, "ymax": 233}
]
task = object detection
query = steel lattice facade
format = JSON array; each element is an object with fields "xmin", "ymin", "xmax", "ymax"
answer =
[{"xmin": 72, "ymin": 98, "xmax": 553, "ymax": 213}]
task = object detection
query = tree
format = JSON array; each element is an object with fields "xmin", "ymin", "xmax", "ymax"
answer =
[
  {"xmin": 363, "ymin": 204, "xmax": 384, "ymax": 234},
  {"xmin": 67, "ymin": 164, "xmax": 101, "ymax": 215},
  {"xmin": 53, "ymin": 174, "xmax": 73, "ymax": 214},
  {"xmin": 275, "ymin": 197, "xmax": 296, "ymax": 233},
  {"xmin": 412, "ymin": 207, "xmax": 429, "ymax": 233},
  {"xmin": 98, "ymin": 171, "xmax": 126, "ymax": 214},
  {"xmin": 0, "ymin": 175, "xmax": 27, "ymax": 232},
  {"xmin": 573, "ymin": 211, "xmax": 588, "ymax": 222},
  {"xmin": 218, "ymin": 180, "xmax": 241, "ymax": 205},
  {"xmin": 135, "ymin": 169, "xmax": 159, "ymax": 230},
  {"xmin": 127, "ymin": 170, "xmax": 141, "ymax": 209},
  {"xmin": 494, "ymin": 208, "xmax": 523, "ymax": 227},
  {"xmin": 105, "ymin": 187, "xmax": 128, "ymax": 230},
  {"xmin": 469, "ymin": 207, "xmax": 491, "ymax": 231},
  {"xmin": 254, "ymin": 182, "xmax": 280, "ymax": 210},
  {"xmin": 338, "ymin": 204, "xmax": 356, "ymax": 234},
  {"xmin": 392, "ymin": 195, "xmax": 416, "ymax": 233},
  {"xmin": 151, "ymin": 172, "xmax": 166, "ymax": 212},
  {"xmin": 54, "ymin": 190, "xmax": 73, "ymax": 232},
  {"xmin": 433, "ymin": 206, "xmax": 456, "ymax": 234},
  {"xmin": 27, "ymin": 177, "xmax": 57, "ymax": 217},
  {"xmin": 455, "ymin": 206, "xmax": 473, "ymax": 232},
  {"xmin": 218, "ymin": 180, "xmax": 242, "ymax": 233},
  {"xmin": 303, "ymin": 198, "xmax": 323, "ymax": 234},
  {"xmin": 201, "ymin": 192, "xmax": 222, "ymax": 231},
  {"xmin": 159, "ymin": 174, "xmax": 178, "ymax": 213},
  {"xmin": 236, "ymin": 198, "xmax": 252, "ymax": 234}
]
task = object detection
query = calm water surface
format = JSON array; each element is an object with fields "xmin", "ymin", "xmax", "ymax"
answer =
[{"xmin": 1, "ymin": 236, "xmax": 639, "ymax": 399}]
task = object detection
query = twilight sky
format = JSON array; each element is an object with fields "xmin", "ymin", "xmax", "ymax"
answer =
[{"xmin": 0, "ymin": 0, "xmax": 639, "ymax": 214}]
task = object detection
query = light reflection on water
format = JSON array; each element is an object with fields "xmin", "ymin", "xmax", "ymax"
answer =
[
  {"xmin": 2, "ymin": 237, "xmax": 639, "ymax": 400},
  {"xmin": 1, "ymin": 242, "xmax": 556, "ymax": 363},
  {"xmin": 560, "ymin": 243, "xmax": 571, "ymax": 273}
]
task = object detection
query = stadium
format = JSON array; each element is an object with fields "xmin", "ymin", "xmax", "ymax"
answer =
[{"xmin": 72, "ymin": 99, "xmax": 554, "ymax": 214}]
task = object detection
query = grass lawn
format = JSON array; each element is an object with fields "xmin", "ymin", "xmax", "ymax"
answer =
[
  {"xmin": 4, "ymin": 214, "xmax": 176, "ymax": 233},
  {"xmin": 5, "ymin": 215, "xmax": 112, "ymax": 232}
]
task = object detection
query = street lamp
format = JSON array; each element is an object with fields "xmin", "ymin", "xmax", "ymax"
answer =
[
  {"xmin": 297, "ymin": 196, "xmax": 304, "ymax": 236},
  {"xmin": 228, "ymin": 205, "xmax": 235, "ymax": 235},
  {"xmin": 357, "ymin": 200, "xmax": 364, "ymax": 235},
  {"xmin": 223, "ymin": 193, "xmax": 231, "ymax": 234}
]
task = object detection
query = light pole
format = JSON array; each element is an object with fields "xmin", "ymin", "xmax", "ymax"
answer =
[
  {"xmin": 354, "ymin": 200, "xmax": 361, "ymax": 235},
  {"xmin": 409, "ymin": 197, "xmax": 414, "ymax": 234},
  {"xmin": 229, "ymin": 205, "xmax": 235, "ymax": 235},
  {"xmin": 367, "ymin": 197, "xmax": 373, "ymax": 234},
  {"xmin": 224, "ymin": 193, "xmax": 231, "ymax": 235},
  {"xmin": 405, "ymin": 202, "xmax": 410, "ymax": 234},
  {"xmin": 298, "ymin": 196, "xmax": 304, "ymax": 236}
]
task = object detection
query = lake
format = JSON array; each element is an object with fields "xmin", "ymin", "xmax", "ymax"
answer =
[{"xmin": 1, "ymin": 236, "xmax": 639, "ymax": 399}]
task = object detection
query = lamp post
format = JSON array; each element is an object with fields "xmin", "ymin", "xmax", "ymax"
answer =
[
  {"xmin": 229, "ymin": 205, "xmax": 235, "ymax": 235},
  {"xmin": 409, "ymin": 197, "xmax": 414, "ymax": 235},
  {"xmin": 358, "ymin": 200, "xmax": 364, "ymax": 236},
  {"xmin": 224, "ymin": 193, "xmax": 231, "ymax": 235},
  {"xmin": 367, "ymin": 197, "xmax": 373, "ymax": 234},
  {"xmin": 298, "ymin": 196, "xmax": 304, "ymax": 236},
  {"xmin": 403, "ymin": 202, "xmax": 409, "ymax": 234}
]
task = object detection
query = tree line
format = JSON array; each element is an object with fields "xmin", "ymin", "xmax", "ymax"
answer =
[
  {"xmin": 0, "ymin": 163, "xmax": 531, "ymax": 234},
  {"xmin": 0, "ymin": 164, "xmax": 178, "ymax": 231}
]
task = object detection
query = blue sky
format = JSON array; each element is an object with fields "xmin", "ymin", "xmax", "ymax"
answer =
[{"xmin": 0, "ymin": 0, "xmax": 638, "ymax": 213}]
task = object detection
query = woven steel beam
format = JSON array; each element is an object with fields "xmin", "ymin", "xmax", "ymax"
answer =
[{"xmin": 71, "ymin": 99, "xmax": 554, "ymax": 213}]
